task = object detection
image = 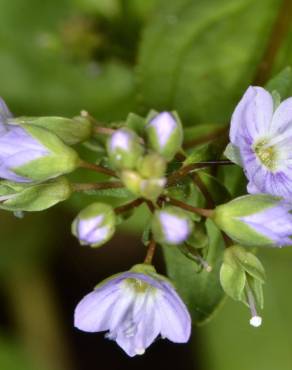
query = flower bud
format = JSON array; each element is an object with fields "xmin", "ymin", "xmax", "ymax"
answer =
[
  {"xmin": 146, "ymin": 112, "xmax": 183, "ymax": 161},
  {"xmin": 213, "ymin": 194, "xmax": 292, "ymax": 247},
  {"xmin": 140, "ymin": 178, "xmax": 166, "ymax": 201},
  {"xmin": 120, "ymin": 170, "xmax": 166, "ymax": 201},
  {"xmin": 120, "ymin": 170, "xmax": 142, "ymax": 196},
  {"xmin": 138, "ymin": 153, "xmax": 166, "ymax": 179},
  {"xmin": 107, "ymin": 128, "xmax": 144, "ymax": 170},
  {"xmin": 0, "ymin": 177, "xmax": 72, "ymax": 212},
  {"xmin": 0, "ymin": 123, "xmax": 80, "ymax": 183},
  {"xmin": 12, "ymin": 115, "xmax": 93, "ymax": 145},
  {"xmin": 151, "ymin": 206, "xmax": 193, "ymax": 245},
  {"xmin": 72, "ymin": 203, "xmax": 116, "ymax": 247}
]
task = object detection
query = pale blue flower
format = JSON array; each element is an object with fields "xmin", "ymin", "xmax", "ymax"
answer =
[
  {"xmin": 74, "ymin": 269, "xmax": 191, "ymax": 356},
  {"xmin": 228, "ymin": 86, "xmax": 292, "ymax": 199}
]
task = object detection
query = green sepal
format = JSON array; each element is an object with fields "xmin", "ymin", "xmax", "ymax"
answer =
[
  {"xmin": 124, "ymin": 112, "xmax": 146, "ymax": 136},
  {"xmin": 12, "ymin": 115, "xmax": 93, "ymax": 145}
]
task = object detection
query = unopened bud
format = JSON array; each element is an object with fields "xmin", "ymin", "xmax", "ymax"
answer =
[
  {"xmin": 146, "ymin": 112, "xmax": 183, "ymax": 161},
  {"xmin": 138, "ymin": 153, "xmax": 166, "ymax": 179},
  {"xmin": 72, "ymin": 203, "xmax": 116, "ymax": 247},
  {"xmin": 107, "ymin": 128, "xmax": 144, "ymax": 170},
  {"xmin": 151, "ymin": 206, "xmax": 193, "ymax": 245},
  {"xmin": 213, "ymin": 194, "xmax": 292, "ymax": 247}
]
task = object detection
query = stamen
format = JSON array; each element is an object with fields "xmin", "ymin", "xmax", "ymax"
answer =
[
  {"xmin": 253, "ymin": 138, "xmax": 277, "ymax": 170},
  {"xmin": 246, "ymin": 285, "xmax": 262, "ymax": 328}
]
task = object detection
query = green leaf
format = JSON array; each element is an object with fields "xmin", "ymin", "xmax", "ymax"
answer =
[
  {"xmin": 220, "ymin": 261, "xmax": 246, "ymax": 301},
  {"xmin": 265, "ymin": 67, "xmax": 292, "ymax": 99},
  {"xmin": 163, "ymin": 219, "xmax": 225, "ymax": 324},
  {"xmin": 138, "ymin": 0, "xmax": 280, "ymax": 124},
  {"xmin": 234, "ymin": 248, "xmax": 266, "ymax": 283}
]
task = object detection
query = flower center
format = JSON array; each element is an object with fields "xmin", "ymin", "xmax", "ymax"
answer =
[
  {"xmin": 253, "ymin": 139, "xmax": 277, "ymax": 170},
  {"xmin": 126, "ymin": 278, "xmax": 151, "ymax": 293}
]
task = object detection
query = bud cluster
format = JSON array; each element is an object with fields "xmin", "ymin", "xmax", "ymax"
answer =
[{"xmin": 106, "ymin": 111, "xmax": 183, "ymax": 201}]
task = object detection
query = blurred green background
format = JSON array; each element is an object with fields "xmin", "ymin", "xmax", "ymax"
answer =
[{"xmin": 0, "ymin": 0, "xmax": 292, "ymax": 369}]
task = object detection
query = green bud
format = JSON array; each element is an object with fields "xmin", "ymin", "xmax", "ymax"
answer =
[
  {"xmin": 12, "ymin": 116, "xmax": 93, "ymax": 145},
  {"xmin": 146, "ymin": 112, "xmax": 183, "ymax": 161},
  {"xmin": 120, "ymin": 170, "xmax": 142, "ymax": 196},
  {"xmin": 151, "ymin": 206, "xmax": 193, "ymax": 245},
  {"xmin": 0, "ymin": 177, "xmax": 72, "ymax": 211},
  {"xmin": 107, "ymin": 128, "xmax": 144, "ymax": 170},
  {"xmin": 140, "ymin": 177, "xmax": 166, "ymax": 201},
  {"xmin": 72, "ymin": 203, "xmax": 116, "ymax": 247},
  {"xmin": 138, "ymin": 153, "xmax": 166, "ymax": 179}
]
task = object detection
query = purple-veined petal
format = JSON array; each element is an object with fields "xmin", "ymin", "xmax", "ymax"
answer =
[
  {"xmin": 156, "ymin": 282, "xmax": 191, "ymax": 343},
  {"xmin": 271, "ymin": 97, "xmax": 292, "ymax": 134},
  {"xmin": 240, "ymin": 200, "xmax": 292, "ymax": 246},
  {"xmin": 115, "ymin": 291, "xmax": 160, "ymax": 357},
  {"xmin": 74, "ymin": 280, "xmax": 122, "ymax": 332},
  {"xmin": 230, "ymin": 86, "xmax": 273, "ymax": 146}
]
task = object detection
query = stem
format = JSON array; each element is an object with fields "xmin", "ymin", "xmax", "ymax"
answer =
[
  {"xmin": 72, "ymin": 181, "xmax": 124, "ymax": 192},
  {"xmin": 79, "ymin": 160, "xmax": 118, "ymax": 178},
  {"xmin": 144, "ymin": 240, "xmax": 157, "ymax": 264},
  {"xmin": 166, "ymin": 197, "xmax": 213, "ymax": 218},
  {"xmin": 114, "ymin": 198, "xmax": 144, "ymax": 214},
  {"xmin": 253, "ymin": 0, "xmax": 292, "ymax": 85},
  {"xmin": 94, "ymin": 126, "xmax": 116, "ymax": 136},
  {"xmin": 145, "ymin": 200, "xmax": 156, "ymax": 213},
  {"xmin": 167, "ymin": 160, "xmax": 233, "ymax": 185}
]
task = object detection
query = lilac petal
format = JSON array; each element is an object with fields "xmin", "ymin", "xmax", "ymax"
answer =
[
  {"xmin": 156, "ymin": 282, "xmax": 191, "ymax": 343},
  {"xmin": 149, "ymin": 112, "xmax": 177, "ymax": 148},
  {"xmin": 110, "ymin": 129, "xmax": 131, "ymax": 152},
  {"xmin": 0, "ymin": 97, "xmax": 12, "ymax": 121},
  {"xmin": 77, "ymin": 215, "xmax": 109, "ymax": 245},
  {"xmin": 115, "ymin": 293, "xmax": 160, "ymax": 357},
  {"xmin": 0, "ymin": 126, "xmax": 48, "ymax": 182},
  {"xmin": 159, "ymin": 212, "xmax": 191, "ymax": 244},
  {"xmin": 74, "ymin": 282, "xmax": 122, "ymax": 332},
  {"xmin": 271, "ymin": 97, "xmax": 292, "ymax": 134},
  {"xmin": 241, "ymin": 201, "xmax": 292, "ymax": 246},
  {"xmin": 247, "ymin": 181, "xmax": 261, "ymax": 194},
  {"xmin": 230, "ymin": 86, "xmax": 273, "ymax": 146}
]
